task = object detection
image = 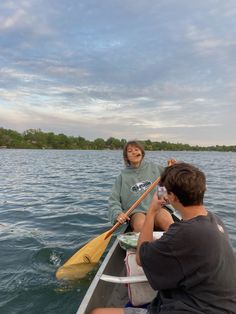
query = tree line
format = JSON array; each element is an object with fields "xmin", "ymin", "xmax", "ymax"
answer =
[{"xmin": 0, "ymin": 127, "xmax": 235, "ymax": 152}]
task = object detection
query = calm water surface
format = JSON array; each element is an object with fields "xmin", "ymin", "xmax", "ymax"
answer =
[{"xmin": 0, "ymin": 150, "xmax": 235, "ymax": 314}]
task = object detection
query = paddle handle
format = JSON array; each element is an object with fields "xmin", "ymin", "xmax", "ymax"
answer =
[{"xmin": 104, "ymin": 176, "xmax": 161, "ymax": 239}]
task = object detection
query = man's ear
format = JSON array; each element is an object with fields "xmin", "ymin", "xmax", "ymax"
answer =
[{"xmin": 168, "ymin": 192, "xmax": 179, "ymax": 203}]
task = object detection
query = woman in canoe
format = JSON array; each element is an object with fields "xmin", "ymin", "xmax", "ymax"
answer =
[{"xmin": 108, "ymin": 140, "xmax": 175, "ymax": 232}]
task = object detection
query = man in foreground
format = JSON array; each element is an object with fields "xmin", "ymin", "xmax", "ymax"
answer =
[
  {"xmin": 91, "ymin": 163, "xmax": 236, "ymax": 313},
  {"xmin": 136, "ymin": 162, "xmax": 236, "ymax": 313}
]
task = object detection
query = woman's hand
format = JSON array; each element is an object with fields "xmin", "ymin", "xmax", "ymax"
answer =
[
  {"xmin": 167, "ymin": 159, "xmax": 177, "ymax": 166},
  {"xmin": 116, "ymin": 212, "xmax": 130, "ymax": 224}
]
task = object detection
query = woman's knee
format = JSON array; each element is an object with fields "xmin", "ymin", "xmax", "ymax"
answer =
[
  {"xmin": 154, "ymin": 209, "xmax": 173, "ymax": 231},
  {"xmin": 130, "ymin": 213, "xmax": 146, "ymax": 232},
  {"xmin": 90, "ymin": 309, "xmax": 106, "ymax": 314}
]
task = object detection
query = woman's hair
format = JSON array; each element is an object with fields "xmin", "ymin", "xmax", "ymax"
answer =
[
  {"xmin": 160, "ymin": 162, "xmax": 206, "ymax": 206},
  {"xmin": 123, "ymin": 140, "xmax": 145, "ymax": 165}
]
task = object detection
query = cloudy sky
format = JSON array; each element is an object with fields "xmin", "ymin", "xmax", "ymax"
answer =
[{"xmin": 0, "ymin": 0, "xmax": 236, "ymax": 146}]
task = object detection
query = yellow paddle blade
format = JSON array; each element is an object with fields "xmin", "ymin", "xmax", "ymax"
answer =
[
  {"xmin": 56, "ymin": 263, "xmax": 98, "ymax": 281},
  {"xmin": 56, "ymin": 231, "xmax": 112, "ymax": 281}
]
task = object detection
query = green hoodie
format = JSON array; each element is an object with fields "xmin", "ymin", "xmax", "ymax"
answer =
[{"xmin": 108, "ymin": 160, "xmax": 164, "ymax": 224}]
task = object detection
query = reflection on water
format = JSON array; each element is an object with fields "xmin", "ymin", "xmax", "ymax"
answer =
[{"xmin": 0, "ymin": 150, "xmax": 235, "ymax": 313}]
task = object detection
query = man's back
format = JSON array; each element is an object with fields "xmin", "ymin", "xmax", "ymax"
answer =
[{"xmin": 140, "ymin": 211, "xmax": 236, "ymax": 313}]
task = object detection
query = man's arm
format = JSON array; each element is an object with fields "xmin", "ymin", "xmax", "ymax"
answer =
[{"xmin": 136, "ymin": 193, "xmax": 165, "ymax": 265}]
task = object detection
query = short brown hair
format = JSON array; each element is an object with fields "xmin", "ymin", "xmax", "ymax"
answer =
[
  {"xmin": 123, "ymin": 140, "xmax": 145, "ymax": 165},
  {"xmin": 160, "ymin": 162, "xmax": 206, "ymax": 206}
]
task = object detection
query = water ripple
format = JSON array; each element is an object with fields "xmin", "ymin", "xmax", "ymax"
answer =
[{"xmin": 0, "ymin": 150, "xmax": 235, "ymax": 313}]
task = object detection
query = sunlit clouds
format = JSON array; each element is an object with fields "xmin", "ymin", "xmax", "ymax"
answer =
[{"xmin": 0, "ymin": 0, "xmax": 236, "ymax": 145}]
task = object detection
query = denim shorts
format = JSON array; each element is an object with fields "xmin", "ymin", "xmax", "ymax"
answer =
[{"xmin": 124, "ymin": 308, "xmax": 148, "ymax": 314}]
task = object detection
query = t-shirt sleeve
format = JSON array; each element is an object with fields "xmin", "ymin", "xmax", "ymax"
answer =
[{"xmin": 139, "ymin": 230, "xmax": 184, "ymax": 290}]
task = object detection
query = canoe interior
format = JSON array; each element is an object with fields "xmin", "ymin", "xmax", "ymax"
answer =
[
  {"xmin": 76, "ymin": 237, "xmax": 129, "ymax": 314},
  {"xmin": 77, "ymin": 209, "xmax": 180, "ymax": 314}
]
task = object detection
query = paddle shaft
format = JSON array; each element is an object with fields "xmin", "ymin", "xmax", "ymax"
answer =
[{"xmin": 104, "ymin": 176, "xmax": 161, "ymax": 239}]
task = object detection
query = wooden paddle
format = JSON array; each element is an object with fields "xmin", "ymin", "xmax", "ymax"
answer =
[{"xmin": 56, "ymin": 176, "xmax": 160, "ymax": 281}]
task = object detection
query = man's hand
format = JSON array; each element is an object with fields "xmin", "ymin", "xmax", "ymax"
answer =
[
  {"xmin": 147, "ymin": 192, "xmax": 166, "ymax": 217},
  {"xmin": 136, "ymin": 192, "xmax": 166, "ymax": 265}
]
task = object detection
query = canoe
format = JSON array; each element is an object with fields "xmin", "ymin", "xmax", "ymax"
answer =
[{"xmin": 76, "ymin": 207, "xmax": 180, "ymax": 314}]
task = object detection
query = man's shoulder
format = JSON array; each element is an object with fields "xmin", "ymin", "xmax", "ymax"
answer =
[{"xmin": 165, "ymin": 213, "xmax": 227, "ymax": 247}]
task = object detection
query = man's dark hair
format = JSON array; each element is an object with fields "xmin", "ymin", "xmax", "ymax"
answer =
[
  {"xmin": 123, "ymin": 140, "xmax": 145, "ymax": 165},
  {"xmin": 160, "ymin": 162, "xmax": 206, "ymax": 206}
]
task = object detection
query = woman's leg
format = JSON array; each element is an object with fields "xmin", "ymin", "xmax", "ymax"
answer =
[
  {"xmin": 154, "ymin": 208, "xmax": 174, "ymax": 231},
  {"xmin": 130, "ymin": 210, "xmax": 173, "ymax": 232},
  {"xmin": 130, "ymin": 213, "xmax": 146, "ymax": 232}
]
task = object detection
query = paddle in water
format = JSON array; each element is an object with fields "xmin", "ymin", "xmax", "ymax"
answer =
[{"xmin": 56, "ymin": 231, "xmax": 111, "ymax": 280}]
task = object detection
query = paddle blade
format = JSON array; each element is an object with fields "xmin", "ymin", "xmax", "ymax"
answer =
[
  {"xmin": 56, "ymin": 231, "xmax": 112, "ymax": 280},
  {"xmin": 56, "ymin": 263, "xmax": 97, "ymax": 281}
]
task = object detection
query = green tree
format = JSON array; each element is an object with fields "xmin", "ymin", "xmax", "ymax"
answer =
[
  {"xmin": 94, "ymin": 138, "xmax": 106, "ymax": 150},
  {"xmin": 106, "ymin": 137, "xmax": 122, "ymax": 149}
]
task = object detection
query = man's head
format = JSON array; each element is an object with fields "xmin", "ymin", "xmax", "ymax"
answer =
[{"xmin": 160, "ymin": 162, "xmax": 206, "ymax": 206}]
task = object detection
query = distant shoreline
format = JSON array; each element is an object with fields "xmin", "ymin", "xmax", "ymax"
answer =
[
  {"xmin": 0, "ymin": 147, "xmax": 235, "ymax": 153},
  {"xmin": 0, "ymin": 127, "xmax": 235, "ymax": 152}
]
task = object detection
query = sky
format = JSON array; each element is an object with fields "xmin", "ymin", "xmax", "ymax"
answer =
[{"xmin": 0, "ymin": 0, "xmax": 236, "ymax": 146}]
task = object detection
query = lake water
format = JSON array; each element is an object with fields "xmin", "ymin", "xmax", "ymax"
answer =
[{"xmin": 0, "ymin": 150, "xmax": 235, "ymax": 314}]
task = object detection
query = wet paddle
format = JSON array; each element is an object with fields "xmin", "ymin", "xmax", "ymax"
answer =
[
  {"xmin": 56, "ymin": 176, "xmax": 160, "ymax": 281},
  {"xmin": 56, "ymin": 230, "xmax": 112, "ymax": 280}
]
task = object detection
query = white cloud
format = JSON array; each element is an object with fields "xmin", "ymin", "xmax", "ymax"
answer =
[
  {"xmin": 0, "ymin": 8, "xmax": 25, "ymax": 30},
  {"xmin": 0, "ymin": 0, "xmax": 236, "ymax": 145}
]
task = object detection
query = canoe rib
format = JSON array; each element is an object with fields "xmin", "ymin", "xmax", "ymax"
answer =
[{"xmin": 100, "ymin": 274, "xmax": 148, "ymax": 284}]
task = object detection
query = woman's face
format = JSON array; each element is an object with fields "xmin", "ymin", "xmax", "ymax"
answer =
[{"xmin": 126, "ymin": 145, "xmax": 143, "ymax": 168}]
